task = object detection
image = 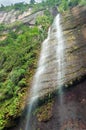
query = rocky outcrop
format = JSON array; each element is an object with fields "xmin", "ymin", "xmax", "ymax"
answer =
[
  {"xmin": 51, "ymin": 6, "xmax": 58, "ymax": 17},
  {"xmin": 0, "ymin": 9, "xmax": 44, "ymax": 25},
  {"xmin": 0, "ymin": 9, "xmax": 31, "ymax": 24},
  {"xmin": 19, "ymin": 11, "xmax": 44, "ymax": 25},
  {"xmin": 28, "ymin": 5, "xmax": 86, "ymax": 130},
  {"xmin": 62, "ymin": 6, "xmax": 86, "ymax": 85},
  {"xmin": 26, "ymin": 6, "xmax": 86, "ymax": 130},
  {"xmin": 27, "ymin": 6, "xmax": 86, "ymax": 99}
]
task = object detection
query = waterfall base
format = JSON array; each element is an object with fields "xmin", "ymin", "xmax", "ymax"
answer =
[{"xmin": 8, "ymin": 79, "xmax": 86, "ymax": 130}]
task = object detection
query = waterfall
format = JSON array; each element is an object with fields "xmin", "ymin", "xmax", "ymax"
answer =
[
  {"xmin": 25, "ymin": 27, "xmax": 51, "ymax": 130},
  {"xmin": 25, "ymin": 14, "xmax": 66, "ymax": 130},
  {"xmin": 56, "ymin": 14, "xmax": 65, "ymax": 87},
  {"xmin": 31, "ymin": 27, "xmax": 51, "ymax": 99},
  {"xmin": 52, "ymin": 15, "xmax": 66, "ymax": 124}
]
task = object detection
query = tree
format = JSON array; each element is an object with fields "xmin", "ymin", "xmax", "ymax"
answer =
[
  {"xmin": 30, "ymin": 0, "xmax": 35, "ymax": 4},
  {"xmin": 68, "ymin": 0, "xmax": 80, "ymax": 7},
  {"xmin": 1, "ymin": 4, "xmax": 4, "ymax": 7}
]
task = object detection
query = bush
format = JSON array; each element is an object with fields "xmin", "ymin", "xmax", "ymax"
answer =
[
  {"xmin": 18, "ymin": 78, "xmax": 26, "ymax": 87},
  {"xmin": 9, "ymin": 69, "xmax": 25, "ymax": 85},
  {"xmin": 0, "ymin": 70, "xmax": 7, "ymax": 82},
  {"xmin": 0, "ymin": 6, "xmax": 53, "ymax": 129}
]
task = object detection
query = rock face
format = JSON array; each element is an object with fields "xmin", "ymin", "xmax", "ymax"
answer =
[
  {"xmin": 19, "ymin": 11, "xmax": 44, "ymax": 25},
  {"xmin": 29, "ymin": 6, "xmax": 86, "ymax": 99},
  {"xmin": 0, "ymin": 9, "xmax": 31, "ymax": 24},
  {"xmin": 8, "ymin": 80, "xmax": 86, "ymax": 130},
  {"xmin": 28, "ymin": 80, "xmax": 86, "ymax": 130},
  {"xmin": 51, "ymin": 6, "xmax": 58, "ymax": 16},
  {"xmin": 0, "ymin": 9, "xmax": 44, "ymax": 25},
  {"xmin": 61, "ymin": 6, "xmax": 86, "ymax": 85},
  {"xmin": 28, "ymin": 6, "xmax": 86, "ymax": 130}
]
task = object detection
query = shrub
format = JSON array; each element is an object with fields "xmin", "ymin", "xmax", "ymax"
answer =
[
  {"xmin": 9, "ymin": 69, "xmax": 25, "ymax": 85},
  {"xmin": 18, "ymin": 78, "xmax": 26, "ymax": 87}
]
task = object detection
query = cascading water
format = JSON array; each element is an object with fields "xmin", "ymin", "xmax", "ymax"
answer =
[
  {"xmin": 25, "ymin": 14, "xmax": 66, "ymax": 130},
  {"xmin": 56, "ymin": 14, "xmax": 65, "ymax": 87},
  {"xmin": 55, "ymin": 14, "xmax": 65, "ymax": 105},
  {"xmin": 55, "ymin": 14, "xmax": 66, "ymax": 123},
  {"xmin": 55, "ymin": 14, "xmax": 77, "ymax": 126},
  {"xmin": 25, "ymin": 28, "xmax": 51, "ymax": 130}
]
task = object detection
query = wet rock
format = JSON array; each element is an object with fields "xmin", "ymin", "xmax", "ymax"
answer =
[
  {"xmin": 35, "ymin": 101, "xmax": 53, "ymax": 122},
  {"xmin": 52, "ymin": 6, "xmax": 58, "ymax": 17}
]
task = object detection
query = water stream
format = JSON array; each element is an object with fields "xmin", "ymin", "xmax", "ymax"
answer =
[
  {"xmin": 25, "ymin": 14, "xmax": 66, "ymax": 130},
  {"xmin": 25, "ymin": 27, "xmax": 51, "ymax": 130},
  {"xmin": 55, "ymin": 14, "xmax": 66, "ymax": 124},
  {"xmin": 55, "ymin": 14, "xmax": 65, "ymax": 87}
]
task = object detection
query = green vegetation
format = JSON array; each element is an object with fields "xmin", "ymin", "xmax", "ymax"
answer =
[
  {"xmin": 30, "ymin": 0, "xmax": 35, "ymax": 4},
  {"xmin": 0, "ymin": 2, "xmax": 31, "ymax": 12},
  {"xmin": 31, "ymin": 0, "xmax": 86, "ymax": 13},
  {"xmin": 79, "ymin": 0, "xmax": 86, "ymax": 5},
  {"xmin": 40, "ymin": 0, "xmax": 86, "ymax": 12},
  {"xmin": 0, "ymin": 9, "xmax": 53, "ymax": 129},
  {"xmin": 0, "ymin": 26, "xmax": 40, "ymax": 129},
  {"xmin": 0, "ymin": 0, "xmax": 85, "ymax": 14}
]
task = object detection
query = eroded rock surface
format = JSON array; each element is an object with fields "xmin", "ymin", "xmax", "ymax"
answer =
[
  {"xmin": 28, "ymin": 6, "xmax": 86, "ymax": 99},
  {"xmin": 26, "ymin": 6, "xmax": 86, "ymax": 130},
  {"xmin": 8, "ymin": 78, "xmax": 86, "ymax": 130},
  {"xmin": 0, "ymin": 9, "xmax": 44, "ymax": 25},
  {"xmin": 61, "ymin": 6, "xmax": 86, "ymax": 84}
]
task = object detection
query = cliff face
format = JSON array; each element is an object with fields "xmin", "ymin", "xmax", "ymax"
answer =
[
  {"xmin": 0, "ymin": 8, "xmax": 42, "ymax": 24},
  {"xmin": 28, "ymin": 6, "xmax": 86, "ymax": 99},
  {"xmin": 0, "ymin": 6, "xmax": 86, "ymax": 130},
  {"xmin": 8, "ymin": 6, "xmax": 86, "ymax": 130},
  {"xmin": 0, "ymin": 9, "xmax": 32, "ymax": 24},
  {"xmin": 62, "ymin": 6, "xmax": 86, "ymax": 85},
  {"xmin": 0, "ymin": 9, "xmax": 44, "ymax": 25}
]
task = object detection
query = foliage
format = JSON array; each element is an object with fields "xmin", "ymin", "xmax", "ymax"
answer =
[
  {"xmin": 59, "ymin": 0, "xmax": 69, "ymax": 12},
  {"xmin": 59, "ymin": 0, "xmax": 86, "ymax": 11},
  {"xmin": 0, "ymin": 0, "xmax": 85, "ymax": 15},
  {"xmin": 30, "ymin": 0, "xmax": 35, "ymax": 4},
  {"xmin": 79, "ymin": 0, "xmax": 86, "ymax": 5},
  {"xmin": 0, "ymin": 7, "xmax": 52, "ymax": 129},
  {"xmin": 0, "ymin": 24, "xmax": 6, "ymax": 31},
  {"xmin": 0, "ymin": 2, "xmax": 31, "ymax": 12},
  {"xmin": 0, "ymin": 26, "xmax": 38, "ymax": 129},
  {"xmin": 41, "ymin": 0, "xmax": 86, "ymax": 12},
  {"xmin": 36, "ymin": 10, "xmax": 53, "ymax": 39}
]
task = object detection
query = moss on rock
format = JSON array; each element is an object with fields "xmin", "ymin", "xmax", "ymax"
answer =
[{"xmin": 34, "ymin": 100, "xmax": 54, "ymax": 122}]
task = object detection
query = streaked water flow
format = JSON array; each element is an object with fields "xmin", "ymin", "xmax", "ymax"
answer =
[
  {"xmin": 25, "ymin": 28, "xmax": 51, "ymax": 130},
  {"xmin": 25, "ymin": 14, "xmax": 66, "ymax": 130},
  {"xmin": 55, "ymin": 14, "xmax": 65, "ymax": 87}
]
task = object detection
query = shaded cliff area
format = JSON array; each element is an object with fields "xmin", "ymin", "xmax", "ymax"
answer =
[{"xmin": 37, "ymin": 6, "xmax": 86, "ymax": 129}]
